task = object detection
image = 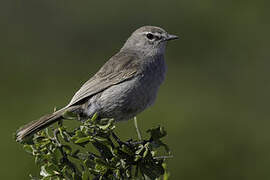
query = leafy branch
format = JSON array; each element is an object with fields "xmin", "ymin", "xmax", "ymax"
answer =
[{"xmin": 20, "ymin": 113, "xmax": 171, "ymax": 180}]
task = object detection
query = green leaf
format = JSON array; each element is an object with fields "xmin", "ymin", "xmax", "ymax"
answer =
[
  {"xmin": 62, "ymin": 145, "xmax": 72, "ymax": 155},
  {"xmin": 62, "ymin": 111, "xmax": 78, "ymax": 120},
  {"xmin": 95, "ymin": 163, "xmax": 107, "ymax": 175},
  {"xmin": 84, "ymin": 159, "xmax": 95, "ymax": 169},
  {"xmin": 46, "ymin": 163, "xmax": 60, "ymax": 175},
  {"xmin": 51, "ymin": 148, "xmax": 61, "ymax": 165},
  {"xmin": 121, "ymin": 144, "xmax": 133, "ymax": 155},
  {"xmin": 134, "ymin": 155, "xmax": 142, "ymax": 162},
  {"xmin": 162, "ymin": 163, "xmax": 170, "ymax": 180},
  {"xmin": 58, "ymin": 127, "xmax": 65, "ymax": 139},
  {"xmin": 91, "ymin": 113, "xmax": 99, "ymax": 122},
  {"xmin": 135, "ymin": 145, "xmax": 145, "ymax": 155},
  {"xmin": 82, "ymin": 170, "xmax": 90, "ymax": 180},
  {"xmin": 140, "ymin": 163, "xmax": 164, "ymax": 180},
  {"xmin": 94, "ymin": 136, "xmax": 109, "ymax": 143},
  {"xmin": 23, "ymin": 145, "xmax": 33, "ymax": 154},
  {"xmin": 143, "ymin": 147, "xmax": 149, "ymax": 158},
  {"xmin": 114, "ymin": 169, "xmax": 121, "ymax": 179},
  {"xmin": 74, "ymin": 129, "xmax": 85, "ymax": 138},
  {"xmin": 147, "ymin": 126, "xmax": 167, "ymax": 140},
  {"xmin": 74, "ymin": 136, "xmax": 91, "ymax": 144},
  {"xmin": 40, "ymin": 165, "xmax": 50, "ymax": 177},
  {"xmin": 92, "ymin": 141, "xmax": 113, "ymax": 159},
  {"xmin": 97, "ymin": 119, "xmax": 114, "ymax": 130}
]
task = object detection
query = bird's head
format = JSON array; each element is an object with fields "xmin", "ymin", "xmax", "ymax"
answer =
[{"xmin": 122, "ymin": 26, "xmax": 178, "ymax": 55}]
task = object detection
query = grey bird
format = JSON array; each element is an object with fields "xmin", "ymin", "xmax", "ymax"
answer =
[{"xmin": 16, "ymin": 26, "xmax": 178, "ymax": 142}]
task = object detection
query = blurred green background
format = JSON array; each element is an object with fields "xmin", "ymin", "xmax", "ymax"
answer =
[{"xmin": 1, "ymin": 0, "xmax": 269, "ymax": 179}]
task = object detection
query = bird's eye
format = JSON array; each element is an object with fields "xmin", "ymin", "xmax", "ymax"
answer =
[{"xmin": 146, "ymin": 33, "xmax": 154, "ymax": 40}]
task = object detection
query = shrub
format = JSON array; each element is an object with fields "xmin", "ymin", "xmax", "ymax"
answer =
[{"xmin": 19, "ymin": 113, "xmax": 171, "ymax": 180}]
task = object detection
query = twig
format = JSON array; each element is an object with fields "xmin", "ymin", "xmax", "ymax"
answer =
[
  {"xmin": 153, "ymin": 155, "xmax": 174, "ymax": 160},
  {"xmin": 53, "ymin": 129, "xmax": 61, "ymax": 147},
  {"xmin": 134, "ymin": 117, "xmax": 142, "ymax": 141}
]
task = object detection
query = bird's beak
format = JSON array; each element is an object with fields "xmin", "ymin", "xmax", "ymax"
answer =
[{"xmin": 166, "ymin": 34, "xmax": 179, "ymax": 41}]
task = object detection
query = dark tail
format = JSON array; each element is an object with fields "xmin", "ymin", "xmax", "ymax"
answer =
[{"xmin": 16, "ymin": 106, "xmax": 79, "ymax": 142}]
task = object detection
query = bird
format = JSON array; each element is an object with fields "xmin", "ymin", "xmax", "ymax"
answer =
[{"xmin": 16, "ymin": 26, "xmax": 178, "ymax": 142}]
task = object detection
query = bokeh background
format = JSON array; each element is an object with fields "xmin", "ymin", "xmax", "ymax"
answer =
[{"xmin": 1, "ymin": 0, "xmax": 269, "ymax": 179}]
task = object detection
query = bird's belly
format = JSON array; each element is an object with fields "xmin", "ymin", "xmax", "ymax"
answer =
[{"xmin": 86, "ymin": 73, "xmax": 164, "ymax": 121}]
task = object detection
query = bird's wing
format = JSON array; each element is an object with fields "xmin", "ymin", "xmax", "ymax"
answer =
[{"xmin": 67, "ymin": 50, "xmax": 141, "ymax": 106}]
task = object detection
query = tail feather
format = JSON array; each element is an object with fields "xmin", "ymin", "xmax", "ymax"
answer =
[{"xmin": 16, "ymin": 106, "xmax": 79, "ymax": 142}]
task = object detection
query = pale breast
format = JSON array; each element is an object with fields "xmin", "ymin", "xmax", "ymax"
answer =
[{"xmin": 85, "ymin": 56, "xmax": 166, "ymax": 121}]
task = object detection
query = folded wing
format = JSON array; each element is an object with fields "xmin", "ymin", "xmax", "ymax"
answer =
[{"xmin": 67, "ymin": 50, "xmax": 141, "ymax": 107}]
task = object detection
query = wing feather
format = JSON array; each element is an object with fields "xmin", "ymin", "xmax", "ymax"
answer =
[{"xmin": 67, "ymin": 50, "xmax": 141, "ymax": 106}]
